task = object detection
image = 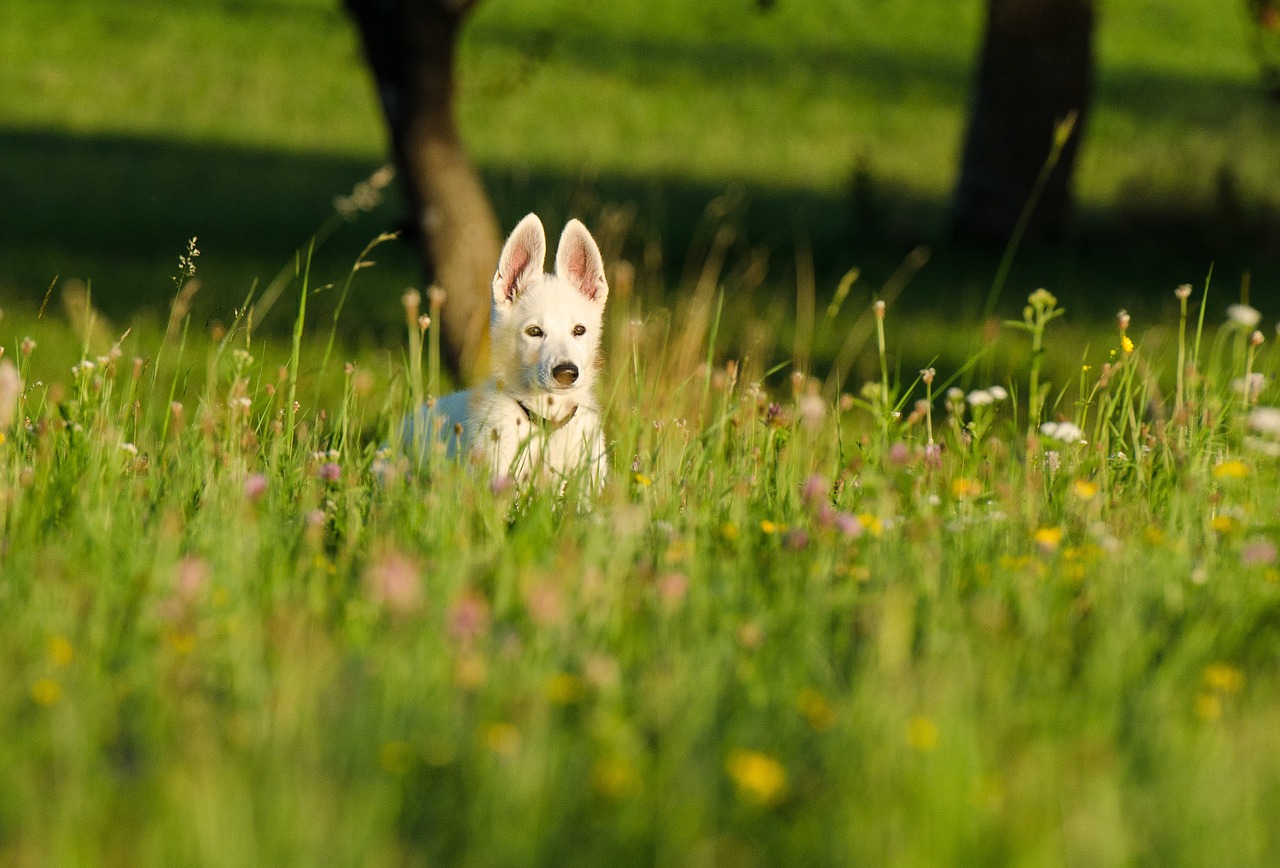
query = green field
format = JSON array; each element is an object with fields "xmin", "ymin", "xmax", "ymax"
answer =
[
  {"xmin": 2, "ymin": 0, "xmax": 1278, "ymax": 342},
  {"xmin": 4, "ymin": 2, "xmax": 1280, "ymax": 864}
]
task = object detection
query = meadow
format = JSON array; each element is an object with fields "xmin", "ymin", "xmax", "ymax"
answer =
[{"xmin": 5, "ymin": 0, "xmax": 1280, "ymax": 864}]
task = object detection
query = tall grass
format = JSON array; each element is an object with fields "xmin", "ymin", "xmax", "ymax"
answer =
[{"xmin": 2, "ymin": 236, "xmax": 1280, "ymax": 866}]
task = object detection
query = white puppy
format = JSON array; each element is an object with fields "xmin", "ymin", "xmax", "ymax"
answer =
[{"xmin": 405, "ymin": 213, "xmax": 609, "ymax": 490}]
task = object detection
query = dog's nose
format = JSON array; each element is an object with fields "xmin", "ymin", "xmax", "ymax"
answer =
[{"xmin": 552, "ymin": 362, "xmax": 579, "ymax": 386}]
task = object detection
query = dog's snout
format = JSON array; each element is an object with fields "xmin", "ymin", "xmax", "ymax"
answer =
[{"xmin": 552, "ymin": 362, "xmax": 579, "ymax": 387}]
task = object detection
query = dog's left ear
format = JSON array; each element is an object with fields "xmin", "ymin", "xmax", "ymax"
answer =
[{"xmin": 555, "ymin": 219, "xmax": 608, "ymax": 304}]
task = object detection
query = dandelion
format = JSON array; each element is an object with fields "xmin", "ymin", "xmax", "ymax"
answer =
[
  {"xmin": 1203, "ymin": 664, "xmax": 1245, "ymax": 694},
  {"xmin": 1033, "ymin": 526, "xmax": 1064, "ymax": 552},
  {"xmin": 1211, "ymin": 515, "xmax": 1239, "ymax": 534},
  {"xmin": 796, "ymin": 688, "xmax": 836, "ymax": 731},
  {"xmin": 483, "ymin": 723, "xmax": 521, "ymax": 757},
  {"xmin": 1072, "ymin": 479, "xmax": 1099, "ymax": 501},
  {"xmin": 1121, "ymin": 335, "xmax": 1135, "ymax": 354},
  {"xmin": 48, "ymin": 636, "xmax": 74, "ymax": 667},
  {"xmin": 857, "ymin": 513, "xmax": 885, "ymax": 537},
  {"xmin": 633, "ymin": 472, "xmax": 653, "ymax": 488},
  {"xmin": 1213, "ymin": 459, "xmax": 1250, "ymax": 479},
  {"xmin": 31, "ymin": 678, "xmax": 61, "ymax": 706},
  {"xmin": 905, "ymin": 715, "xmax": 939, "ymax": 752},
  {"xmin": 726, "ymin": 749, "xmax": 787, "ymax": 806},
  {"xmin": 760, "ymin": 519, "xmax": 780, "ymax": 535},
  {"xmin": 1227, "ymin": 303, "xmax": 1262, "ymax": 329}
]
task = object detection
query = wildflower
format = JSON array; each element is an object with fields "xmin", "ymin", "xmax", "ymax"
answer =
[
  {"xmin": 951, "ymin": 478, "xmax": 982, "ymax": 500},
  {"xmin": 1248, "ymin": 407, "xmax": 1280, "ymax": 438},
  {"xmin": 1227, "ymin": 303, "xmax": 1262, "ymax": 329},
  {"xmin": 721, "ymin": 522, "xmax": 740, "ymax": 541},
  {"xmin": 1175, "ymin": 284, "xmax": 1193, "ymax": 300},
  {"xmin": 1033, "ymin": 526, "xmax": 1064, "ymax": 552},
  {"xmin": 1242, "ymin": 538, "xmax": 1278, "ymax": 568},
  {"xmin": 243, "ymin": 473, "xmax": 268, "ymax": 501},
  {"xmin": 592, "ymin": 755, "xmax": 636, "ymax": 797},
  {"xmin": 801, "ymin": 474, "xmax": 829, "ymax": 506},
  {"xmin": 905, "ymin": 715, "xmax": 939, "ymax": 752},
  {"xmin": 1210, "ymin": 515, "xmax": 1239, "ymax": 534},
  {"xmin": 783, "ymin": 528, "xmax": 810, "ymax": 550},
  {"xmin": 418, "ymin": 314, "xmax": 431, "ymax": 332},
  {"xmin": 1203, "ymin": 664, "xmax": 1245, "ymax": 694},
  {"xmin": 1117, "ymin": 309, "xmax": 1131, "ymax": 332},
  {"xmin": 0, "ymin": 359, "xmax": 20, "ymax": 428},
  {"xmin": 797, "ymin": 393, "xmax": 826, "ymax": 430},
  {"xmin": 923, "ymin": 442, "xmax": 942, "ymax": 469},
  {"xmin": 920, "ymin": 367, "xmax": 935, "ymax": 385},
  {"xmin": 1040, "ymin": 421, "xmax": 1084, "ymax": 444},
  {"xmin": 544, "ymin": 673, "xmax": 583, "ymax": 705},
  {"xmin": 120, "ymin": 442, "xmax": 138, "ymax": 457},
  {"xmin": 1121, "ymin": 335, "xmax": 1135, "ymax": 354},
  {"xmin": 726, "ymin": 749, "xmax": 787, "ymax": 806},
  {"xmin": 484, "ymin": 722, "xmax": 521, "ymax": 756},
  {"xmin": 1233, "ymin": 373, "xmax": 1267, "ymax": 401},
  {"xmin": 1212, "ymin": 459, "xmax": 1250, "ymax": 479},
  {"xmin": 796, "ymin": 688, "xmax": 836, "ymax": 731},
  {"xmin": 873, "ymin": 299, "xmax": 885, "ymax": 320},
  {"xmin": 1195, "ymin": 693, "xmax": 1222, "ymax": 722},
  {"xmin": 175, "ymin": 556, "xmax": 209, "ymax": 603},
  {"xmin": 657, "ymin": 572, "xmax": 689, "ymax": 609},
  {"xmin": 454, "ymin": 654, "xmax": 488, "ymax": 690},
  {"xmin": 834, "ymin": 512, "xmax": 863, "ymax": 539},
  {"xmin": 318, "ymin": 462, "xmax": 342, "ymax": 483},
  {"xmin": 31, "ymin": 678, "xmax": 61, "ymax": 706},
  {"xmin": 633, "ymin": 472, "xmax": 652, "ymax": 487},
  {"xmin": 20, "ymin": 337, "xmax": 35, "ymax": 356},
  {"xmin": 1071, "ymin": 479, "xmax": 1099, "ymax": 501},
  {"xmin": 447, "ymin": 592, "xmax": 490, "ymax": 645},
  {"xmin": 857, "ymin": 513, "xmax": 884, "ymax": 537},
  {"xmin": 1252, "ymin": 330, "xmax": 1265, "ymax": 348},
  {"xmin": 48, "ymin": 636, "xmax": 74, "ymax": 667},
  {"xmin": 887, "ymin": 441, "xmax": 910, "ymax": 465},
  {"xmin": 966, "ymin": 389, "xmax": 995, "ymax": 406},
  {"xmin": 364, "ymin": 551, "xmax": 423, "ymax": 616},
  {"xmin": 427, "ymin": 286, "xmax": 447, "ymax": 309},
  {"xmin": 988, "ymin": 385, "xmax": 1008, "ymax": 401}
]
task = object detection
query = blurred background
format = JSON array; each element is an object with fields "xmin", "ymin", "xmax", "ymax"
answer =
[{"xmin": 1, "ymin": 0, "xmax": 1278, "ymax": 380}]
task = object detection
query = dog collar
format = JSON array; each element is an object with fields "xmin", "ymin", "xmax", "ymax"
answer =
[{"xmin": 515, "ymin": 398, "xmax": 578, "ymax": 431}]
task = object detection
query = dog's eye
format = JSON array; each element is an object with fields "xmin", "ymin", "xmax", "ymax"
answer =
[
  {"xmin": 525, "ymin": 325, "xmax": 544, "ymax": 338},
  {"xmin": 572, "ymin": 325, "xmax": 586, "ymax": 337}
]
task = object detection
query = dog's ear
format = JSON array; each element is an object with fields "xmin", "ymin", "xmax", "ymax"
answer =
[
  {"xmin": 493, "ymin": 213, "xmax": 546, "ymax": 306},
  {"xmin": 555, "ymin": 219, "xmax": 608, "ymax": 304}
]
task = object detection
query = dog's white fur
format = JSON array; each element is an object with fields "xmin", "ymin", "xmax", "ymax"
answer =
[{"xmin": 406, "ymin": 214, "xmax": 609, "ymax": 489}]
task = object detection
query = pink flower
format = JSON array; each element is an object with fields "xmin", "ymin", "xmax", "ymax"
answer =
[
  {"xmin": 318, "ymin": 462, "xmax": 341, "ymax": 483},
  {"xmin": 887, "ymin": 442, "xmax": 910, "ymax": 466},
  {"xmin": 448, "ymin": 592, "xmax": 491, "ymax": 645},
  {"xmin": 801, "ymin": 474, "xmax": 829, "ymax": 507},
  {"xmin": 835, "ymin": 512, "xmax": 863, "ymax": 539},
  {"xmin": 175, "ymin": 556, "xmax": 209, "ymax": 603},
  {"xmin": 657, "ymin": 572, "xmax": 689, "ymax": 609},
  {"xmin": 784, "ymin": 528, "xmax": 810, "ymax": 550},
  {"xmin": 364, "ymin": 551, "xmax": 423, "ymax": 615},
  {"xmin": 1242, "ymin": 538, "xmax": 1278, "ymax": 568},
  {"xmin": 243, "ymin": 473, "xmax": 268, "ymax": 501}
]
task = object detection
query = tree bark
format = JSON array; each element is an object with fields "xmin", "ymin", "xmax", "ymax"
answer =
[
  {"xmin": 951, "ymin": 0, "xmax": 1095, "ymax": 244},
  {"xmin": 345, "ymin": 0, "xmax": 500, "ymax": 384}
]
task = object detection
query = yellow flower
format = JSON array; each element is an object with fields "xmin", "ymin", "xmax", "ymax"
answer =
[
  {"xmin": 1194, "ymin": 693, "xmax": 1222, "ymax": 722},
  {"xmin": 1213, "ymin": 459, "xmax": 1250, "ymax": 479},
  {"xmin": 31, "ymin": 678, "xmax": 61, "ymax": 706},
  {"xmin": 720, "ymin": 522, "xmax": 740, "ymax": 541},
  {"xmin": 483, "ymin": 722, "xmax": 521, "ymax": 757},
  {"xmin": 1203, "ymin": 664, "xmax": 1244, "ymax": 694},
  {"xmin": 378, "ymin": 740, "xmax": 414, "ymax": 775},
  {"xmin": 951, "ymin": 478, "xmax": 982, "ymax": 500},
  {"xmin": 905, "ymin": 715, "xmax": 939, "ymax": 752},
  {"xmin": 1210, "ymin": 515, "xmax": 1238, "ymax": 535},
  {"xmin": 726, "ymin": 749, "xmax": 787, "ymax": 806},
  {"xmin": 1121, "ymin": 336, "xmax": 1135, "ymax": 354},
  {"xmin": 633, "ymin": 473, "xmax": 652, "ymax": 487},
  {"xmin": 857, "ymin": 513, "xmax": 884, "ymax": 537},
  {"xmin": 48, "ymin": 636, "xmax": 74, "ymax": 667},
  {"xmin": 796, "ymin": 688, "xmax": 836, "ymax": 732},
  {"xmin": 1033, "ymin": 526, "xmax": 1064, "ymax": 552},
  {"xmin": 1071, "ymin": 479, "xmax": 1099, "ymax": 501},
  {"xmin": 544, "ymin": 673, "xmax": 583, "ymax": 705},
  {"xmin": 591, "ymin": 755, "xmax": 636, "ymax": 797},
  {"xmin": 759, "ymin": 519, "xmax": 779, "ymax": 535}
]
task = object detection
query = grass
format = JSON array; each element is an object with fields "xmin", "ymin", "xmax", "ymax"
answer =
[
  {"xmin": 2, "ymin": 0, "xmax": 1278, "ymax": 339},
  {"xmin": 3, "ymin": 239, "xmax": 1280, "ymax": 863}
]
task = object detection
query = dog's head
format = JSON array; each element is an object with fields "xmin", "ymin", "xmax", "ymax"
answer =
[{"xmin": 489, "ymin": 214, "xmax": 608, "ymax": 418}]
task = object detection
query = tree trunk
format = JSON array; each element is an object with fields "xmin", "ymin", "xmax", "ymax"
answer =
[
  {"xmin": 951, "ymin": 0, "xmax": 1095, "ymax": 244},
  {"xmin": 345, "ymin": 0, "xmax": 500, "ymax": 384}
]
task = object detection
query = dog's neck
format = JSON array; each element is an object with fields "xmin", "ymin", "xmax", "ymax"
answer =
[{"xmin": 515, "ymin": 397, "xmax": 578, "ymax": 431}]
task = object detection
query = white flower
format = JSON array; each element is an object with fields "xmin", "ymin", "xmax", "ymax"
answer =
[
  {"xmin": 1247, "ymin": 407, "xmax": 1280, "ymax": 438},
  {"xmin": 1233, "ymin": 373, "xmax": 1267, "ymax": 400},
  {"xmin": 1040, "ymin": 421, "xmax": 1084, "ymax": 444},
  {"xmin": 1227, "ymin": 304, "xmax": 1262, "ymax": 329},
  {"xmin": 967, "ymin": 389, "xmax": 995, "ymax": 406},
  {"xmin": 0, "ymin": 359, "xmax": 20, "ymax": 428},
  {"xmin": 988, "ymin": 385, "xmax": 1009, "ymax": 401},
  {"xmin": 120, "ymin": 442, "xmax": 138, "ymax": 456}
]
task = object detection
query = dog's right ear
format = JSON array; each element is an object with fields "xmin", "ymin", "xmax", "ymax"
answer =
[{"xmin": 492, "ymin": 213, "xmax": 546, "ymax": 307}]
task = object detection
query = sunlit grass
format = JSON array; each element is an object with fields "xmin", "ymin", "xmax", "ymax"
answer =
[{"xmin": 3, "ymin": 232, "xmax": 1280, "ymax": 864}]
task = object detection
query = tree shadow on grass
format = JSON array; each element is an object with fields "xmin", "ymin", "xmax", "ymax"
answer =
[{"xmin": 2, "ymin": 127, "xmax": 1277, "ymax": 344}]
